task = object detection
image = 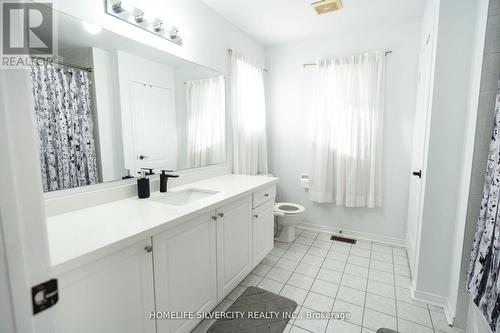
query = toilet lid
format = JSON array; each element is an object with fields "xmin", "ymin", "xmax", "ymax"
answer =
[{"xmin": 274, "ymin": 202, "xmax": 305, "ymax": 215}]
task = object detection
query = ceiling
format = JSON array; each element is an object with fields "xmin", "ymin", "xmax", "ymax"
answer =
[{"xmin": 200, "ymin": 0, "xmax": 427, "ymax": 46}]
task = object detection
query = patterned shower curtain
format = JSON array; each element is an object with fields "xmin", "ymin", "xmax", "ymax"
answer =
[
  {"xmin": 467, "ymin": 80, "xmax": 500, "ymax": 332},
  {"xmin": 30, "ymin": 62, "xmax": 98, "ymax": 192}
]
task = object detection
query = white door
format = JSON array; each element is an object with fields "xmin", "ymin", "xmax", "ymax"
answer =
[
  {"xmin": 131, "ymin": 82, "xmax": 178, "ymax": 172},
  {"xmin": 406, "ymin": 32, "xmax": 434, "ymax": 276},
  {"xmin": 252, "ymin": 201, "xmax": 275, "ymax": 265},
  {"xmin": 0, "ymin": 69, "xmax": 56, "ymax": 332},
  {"xmin": 53, "ymin": 238, "xmax": 156, "ymax": 333},
  {"xmin": 153, "ymin": 212, "xmax": 217, "ymax": 333},
  {"xmin": 216, "ymin": 196, "xmax": 253, "ymax": 300}
]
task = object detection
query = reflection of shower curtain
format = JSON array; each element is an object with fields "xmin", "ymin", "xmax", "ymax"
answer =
[
  {"xmin": 186, "ymin": 76, "xmax": 226, "ymax": 168},
  {"xmin": 31, "ymin": 63, "xmax": 98, "ymax": 192},
  {"xmin": 467, "ymin": 80, "xmax": 500, "ymax": 332}
]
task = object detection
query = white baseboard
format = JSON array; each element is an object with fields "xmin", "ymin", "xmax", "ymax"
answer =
[
  {"xmin": 410, "ymin": 285, "xmax": 455, "ymax": 326},
  {"xmin": 297, "ymin": 222, "xmax": 406, "ymax": 247}
]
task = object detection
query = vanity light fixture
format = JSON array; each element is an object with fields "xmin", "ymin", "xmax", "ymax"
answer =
[
  {"xmin": 169, "ymin": 27, "xmax": 179, "ymax": 39},
  {"xmin": 105, "ymin": 0, "xmax": 182, "ymax": 45}
]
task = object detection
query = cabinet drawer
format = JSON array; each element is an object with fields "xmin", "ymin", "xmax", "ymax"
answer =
[{"xmin": 253, "ymin": 185, "xmax": 276, "ymax": 209}]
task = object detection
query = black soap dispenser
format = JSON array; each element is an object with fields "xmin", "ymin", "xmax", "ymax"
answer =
[{"xmin": 137, "ymin": 169, "xmax": 150, "ymax": 199}]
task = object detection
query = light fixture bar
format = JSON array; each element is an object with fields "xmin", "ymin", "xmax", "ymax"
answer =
[{"xmin": 105, "ymin": 0, "xmax": 182, "ymax": 46}]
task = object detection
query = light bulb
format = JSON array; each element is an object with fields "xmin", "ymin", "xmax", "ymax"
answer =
[
  {"xmin": 134, "ymin": 11, "xmax": 145, "ymax": 23},
  {"xmin": 169, "ymin": 26, "xmax": 179, "ymax": 39},
  {"xmin": 153, "ymin": 21, "xmax": 163, "ymax": 32}
]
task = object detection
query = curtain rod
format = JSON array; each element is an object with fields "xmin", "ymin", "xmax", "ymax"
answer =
[
  {"xmin": 228, "ymin": 48, "xmax": 268, "ymax": 72},
  {"xmin": 303, "ymin": 50, "xmax": 393, "ymax": 68},
  {"xmin": 30, "ymin": 57, "xmax": 93, "ymax": 73}
]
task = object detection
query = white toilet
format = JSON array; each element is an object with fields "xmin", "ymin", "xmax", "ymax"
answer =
[{"xmin": 274, "ymin": 202, "xmax": 306, "ymax": 243}]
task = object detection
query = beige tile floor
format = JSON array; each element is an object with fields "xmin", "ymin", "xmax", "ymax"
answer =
[{"xmin": 192, "ymin": 227, "xmax": 464, "ymax": 333}]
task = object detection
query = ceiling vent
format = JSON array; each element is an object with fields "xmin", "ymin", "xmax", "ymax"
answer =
[{"xmin": 311, "ymin": 0, "xmax": 343, "ymax": 15}]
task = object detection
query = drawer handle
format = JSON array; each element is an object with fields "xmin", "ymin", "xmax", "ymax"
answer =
[
  {"xmin": 218, "ymin": 213, "xmax": 224, "ymax": 218},
  {"xmin": 144, "ymin": 245, "xmax": 153, "ymax": 253},
  {"xmin": 264, "ymin": 193, "xmax": 269, "ymax": 197}
]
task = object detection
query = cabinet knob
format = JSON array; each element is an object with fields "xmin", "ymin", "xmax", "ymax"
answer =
[
  {"xmin": 218, "ymin": 213, "xmax": 224, "ymax": 218},
  {"xmin": 144, "ymin": 245, "xmax": 153, "ymax": 253},
  {"xmin": 264, "ymin": 193, "xmax": 269, "ymax": 197},
  {"xmin": 254, "ymin": 214, "xmax": 259, "ymax": 218},
  {"xmin": 212, "ymin": 216, "xmax": 218, "ymax": 221}
]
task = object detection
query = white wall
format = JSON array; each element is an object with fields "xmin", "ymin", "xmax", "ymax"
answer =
[
  {"xmin": 92, "ymin": 47, "xmax": 126, "ymax": 182},
  {"xmin": 413, "ymin": 0, "xmax": 485, "ymax": 323},
  {"xmin": 266, "ymin": 19, "xmax": 421, "ymax": 244},
  {"xmin": 454, "ymin": 0, "xmax": 497, "ymax": 328}
]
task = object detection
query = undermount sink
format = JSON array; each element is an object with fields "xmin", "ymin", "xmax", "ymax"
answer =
[{"xmin": 151, "ymin": 188, "xmax": 219, "ymax": 206}]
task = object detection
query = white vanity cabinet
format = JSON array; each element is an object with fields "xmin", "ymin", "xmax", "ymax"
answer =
[
  {"xmin": 215, "ymin": 196, "xmax": 253, "ymax": 300},
  {"xmin": 153, "ymin": 212, "xmax": 218, "ymax": 333},
  {"xmin": 252, "ymin": 200, "xmax": 275, "ymax": 265},
  {"xmin": 53, "ymin": 238, "xmax": 156, "ymax": 333},
  {"xmin": 251, "ymin": 184, "xmax": 276, "ymax": 265},
  {"xmin": 50, "ymin": 178, "xmax": 278, "ymax": 333}
]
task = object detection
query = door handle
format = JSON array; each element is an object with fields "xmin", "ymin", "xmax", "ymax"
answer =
[
  {"xmin": 412, "ymin": 170, "xmax": 422, "ymax": 179},
  {"xmin": 139, "ymin": 155, "xmax": 149, "ymax": 160}
]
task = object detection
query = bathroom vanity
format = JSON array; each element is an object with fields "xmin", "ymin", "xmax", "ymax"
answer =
[{"xmin": 47, "ymin": 174, "xmax": 277, "ymax": 333}]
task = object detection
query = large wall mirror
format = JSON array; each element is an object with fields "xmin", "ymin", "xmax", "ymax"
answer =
[{"xmin": 31, "ymin": 11, "xmax": 226, "ymax": 192}]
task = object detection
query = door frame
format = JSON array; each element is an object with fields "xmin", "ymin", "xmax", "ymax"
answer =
[{"xmin": 0, "ymin": 70, "xmax": 56, "ymax": 332}]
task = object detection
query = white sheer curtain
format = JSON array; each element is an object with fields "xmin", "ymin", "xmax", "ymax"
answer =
[
  {"xmin": 186, "ymin": 76, "xmax": 226, "ymax": 168},
  {"xmin": 229, "ymin": 50, "xmax": 268, "ymax": 175},
  {"xmin": 308, "ymin": 51, "xmax": 385, "ymax": 208}
]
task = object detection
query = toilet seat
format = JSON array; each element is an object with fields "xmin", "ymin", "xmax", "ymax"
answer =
[{"xmin": 274, "ymin": 202, "xmax": 305, "ymax": 215}]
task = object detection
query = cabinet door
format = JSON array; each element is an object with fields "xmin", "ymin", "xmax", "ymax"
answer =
[
  {"xmin": 154, "ymin": 212, "xmax": 217, "ymax": 333},
  {"xmin": 216, "ymin": 196, "xmax": 253, "ymax": 300},
  {"xmin": 253, "ymin": 200, "xmax": 275, "ymax": 265},
  {"xmin": 53, "ymin": 239, "xmax": 156, "ymax": 333}
]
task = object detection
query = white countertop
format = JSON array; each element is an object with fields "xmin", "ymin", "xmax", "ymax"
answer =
[{"xmin": 47, "ymin": 174, "xmax": 278, "ymax": 273}]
